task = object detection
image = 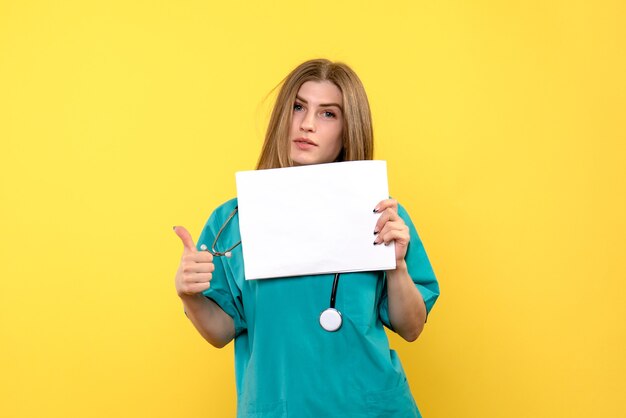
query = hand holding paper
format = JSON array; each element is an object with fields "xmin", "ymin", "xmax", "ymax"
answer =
[{"xmin": 373, "ymin": 198, "xmax": 411, "ymax": 262}]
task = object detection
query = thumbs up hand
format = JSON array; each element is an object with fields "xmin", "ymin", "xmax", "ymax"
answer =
[{"xmin": 173, "ymin": 226, "xmax": 215, "ymax": 297}]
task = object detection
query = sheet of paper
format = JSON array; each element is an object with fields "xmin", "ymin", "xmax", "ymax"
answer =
[{"xmin": 235, "ymin": 160, "xmax": 395, "ymax": 280}]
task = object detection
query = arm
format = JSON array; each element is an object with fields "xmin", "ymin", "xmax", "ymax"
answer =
[
  {"xmin": 385, "ymin": 261, "xmax": 427, "ymax": 342},
  {"xmin": 374, "ymin": 199, "xmax": 428, "ymax": 342},
  {"xmin": 179, "ymin": 293, "xmax": 235, "ymax": 348}
]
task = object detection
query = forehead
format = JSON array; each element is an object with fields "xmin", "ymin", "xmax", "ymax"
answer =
[{"xmin": 297, "ymin": 80, "xmax": 343, "ymax": 104}]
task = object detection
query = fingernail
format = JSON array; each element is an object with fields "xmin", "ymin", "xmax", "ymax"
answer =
[
  {"xmin": 373, "ymin": 230, "xmax": 379, "ymax": 235},
  {"xmin": 172, "ymin": 226, "xmax": 177, "ymax": 230},
  {"xmin": 373, "ymin": 241, "xmax": 378, "ymax": 245},
  {"xmin": 373, "ymin": 208, "xmax": 378, "ymax": 213}
]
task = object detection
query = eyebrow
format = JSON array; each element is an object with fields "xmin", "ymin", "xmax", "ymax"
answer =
[{"xmin": 296, "ymin": 95, "xmax": 343, "ymax": 111}]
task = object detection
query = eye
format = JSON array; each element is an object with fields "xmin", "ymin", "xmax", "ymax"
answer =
[
  {"xmin": 293, "ymin": 103, "xmax": 304, "ymax": 112},
  {"xmin": 322, "ymin": 110, "xmax": 336, "ymax": 118}
]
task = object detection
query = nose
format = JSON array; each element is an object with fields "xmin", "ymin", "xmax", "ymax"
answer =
[{"xmin": 300, "ymin": 110, "xmax": 316, "ymax": 133}]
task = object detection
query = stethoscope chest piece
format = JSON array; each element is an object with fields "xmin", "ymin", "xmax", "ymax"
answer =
[{"xmin": 319, "ymin": 308, "xmax": 342, "ymax": 332}]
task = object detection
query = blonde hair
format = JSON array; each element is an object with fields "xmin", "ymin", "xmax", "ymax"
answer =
[{"xmin": 256, "ymin": 59, "xmax": 374, "ymax": 169}]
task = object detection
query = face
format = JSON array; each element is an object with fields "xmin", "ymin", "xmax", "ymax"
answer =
[{"xmin": 289, "ymin": 80, "xmax": 344, "ymax": 166}]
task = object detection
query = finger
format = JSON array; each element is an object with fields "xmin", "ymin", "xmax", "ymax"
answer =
[
  {"xmin": 183, "ymin": 251, "xmax": 214, "ymax": 264},
  {"xmin": 183, "ymin": 272, "xmax": 213, "ymax": 284},
  {"xmin": 182, "ymin": 261, "xmax": 215, "ymax": 274},
  {"xmin": 374, "ymin": 219, "xmax": 404, "ymax": 237},
  {"xmin": 374, "ymin": 221, "xmax": 408, "ymax": 245},
  {"xmin": 374, "ymin": 208, "xmax": 401, "ymax": 235},
  {"xmin": 373, "ymin": 198, "xmax": 398, "ymax": 214},
  {"xmin": 173, "ymin": 226, "xmax": 197, "ymax": 253},
  {"xmin": 379, "ymin": 227, "xmax": 410, "ymax": 246},
  {"xmin": 181, "ymin": 282, "xmax": 211, "ymax": 295}
]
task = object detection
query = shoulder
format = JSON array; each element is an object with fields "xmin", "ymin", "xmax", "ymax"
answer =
[
  {"xmin": 396, "ymin": 201, "xmax": 409, "ymax": 217},
  {"xmin": 200, "ymin": 198, "xmax": 238, "ymax": 233},
  {"xmin": 197, "ymin": 198, "xmax": 238, "ymax": 244},
  {"xmin": 211, "ymin": 197, "xmax": 238, "ymax": 218},
  {"xmin": 394, "ymin": 201, "xmax": 422, "ymax": 242},
  {"xmin": 393, "ymin": 200, "xmax": 414, "ymax": 226},
  {"xmin": 205, "ymin": 197, "xmax": 238, "ymax": 224}
]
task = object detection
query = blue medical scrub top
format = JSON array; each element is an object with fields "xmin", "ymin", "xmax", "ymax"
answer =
[{"xmin": 197, "ymin": 198, "xmax": 440, "ymax": 418}]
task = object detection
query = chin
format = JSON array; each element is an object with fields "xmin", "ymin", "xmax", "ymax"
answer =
[
  {"xmin": 291, "ymin": 148, "xmax": 340, "ymax": 166},
  {"xmin": 291, "ymin": 155, "xmax": 331, "ymax": 166},
  {"xmin": 291, "ymin": 158, "xmax": 313, "ymax": 166},
  {"xmin": 290, "ymin": 152, "xmax": 314, "ymax": 166}
]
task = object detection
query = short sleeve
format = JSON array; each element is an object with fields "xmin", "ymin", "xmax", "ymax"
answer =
[
  {"xmin": 378, "ymin": 203, "xmax": 440, "ymax": 330},
  {"xmin": 196, "ymin": 203, "xmax": 247, "ymax": 337}
]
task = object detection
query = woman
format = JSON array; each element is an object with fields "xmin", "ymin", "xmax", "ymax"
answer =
[{"xmin": 173, "ymin": 59, "xmax": 440, "ymax": 418}]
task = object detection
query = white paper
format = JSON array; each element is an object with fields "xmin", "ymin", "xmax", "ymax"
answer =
[{"xmin": 235, "ymin": 160, "xmax": 395, "ymax": 280}]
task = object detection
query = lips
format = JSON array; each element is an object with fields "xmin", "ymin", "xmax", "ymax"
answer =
[{"xmin": 293, "ymin": 137, "xmax": 318, "ymax": 146}]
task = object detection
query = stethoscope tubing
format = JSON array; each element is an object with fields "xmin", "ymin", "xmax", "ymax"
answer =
[
  {"xmin": 329, "ymin": 273, "xmax": 340, "ymax": 309},
  {"xmin": 200, "ymin": 205, "xmax": 343, "ymax": 332}
]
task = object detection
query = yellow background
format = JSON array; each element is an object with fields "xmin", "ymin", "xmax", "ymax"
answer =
[{"xmin": 1, "ymin": 1, "xmax": 624, "ymax": 417}]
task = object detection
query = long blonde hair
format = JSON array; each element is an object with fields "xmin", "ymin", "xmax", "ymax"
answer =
[{"xmin": 256, "ymin": 59, "xmax": 374, "ymax": 169}]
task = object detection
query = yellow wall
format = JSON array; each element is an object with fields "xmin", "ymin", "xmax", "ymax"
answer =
[{"xmin": 1, "ymin": 1, "xmax": 624, "ymax": 417}]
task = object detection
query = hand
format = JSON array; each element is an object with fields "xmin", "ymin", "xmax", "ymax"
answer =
[
  {"xmin": 373, "ymin": 199, "xmax": 410, "ymax": 262},
  {"xmin": 173, "ymin": 226, "xmax": 215, "ymax": 297}
]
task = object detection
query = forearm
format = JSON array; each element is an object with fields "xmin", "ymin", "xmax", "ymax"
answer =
[
  {"xmin": 180, "ymin": 293, "xmax": 236, "ymax": 348},
  {"xmin": 386, "ymin": 260, "xmax": 427, "ymax": 342}
]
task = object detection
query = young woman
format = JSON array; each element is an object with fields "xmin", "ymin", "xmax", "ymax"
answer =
[{"xmin": 173, "ymin": 59, "xmax": 440, "ymax": 418}]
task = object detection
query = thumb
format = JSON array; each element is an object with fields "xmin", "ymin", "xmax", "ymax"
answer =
[{"xmin": 173, "ymin": 226, "xmax": 197, "ymax": 253}]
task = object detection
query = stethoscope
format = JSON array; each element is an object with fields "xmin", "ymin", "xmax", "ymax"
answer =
[
  {"xmin": 318, "ymin": 273, "xmax": 342, "ymax": 331},
  {"xmin": 200, "ymin": 206, "xmax": 344, "ymax": 332},
  {"xmin": 199, "ymin": 205, "xmax": 241, "ymax": 258}
]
